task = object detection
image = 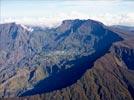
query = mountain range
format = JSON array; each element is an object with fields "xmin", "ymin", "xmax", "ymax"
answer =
[{"xmin": 0, "ymin": 19, "xmax": 134, "ymax": 100}]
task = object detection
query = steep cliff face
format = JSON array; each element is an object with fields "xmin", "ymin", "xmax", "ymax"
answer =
[
  {"xmin": 0, "ymin": 23, "xmax": 46, "ymax": 97},
  {"xmin": 111, "ymin": 42, "xmax": 134, "ymax": 70},
  {"xmin": 0, "ymin": 20, "xmax": 133, "ymax": 99}
]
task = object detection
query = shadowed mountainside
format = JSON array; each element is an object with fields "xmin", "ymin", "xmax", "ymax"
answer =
[
  {"xmin": 4, "ymin": 36, "xmax": 134, "ymax": 100},
  {"xmin": 0, "ymin": 20, "xmax": 134, "ymax": 100}
]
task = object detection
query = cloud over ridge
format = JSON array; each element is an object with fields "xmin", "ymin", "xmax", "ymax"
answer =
[
  {"xmin": 1, "ymin": 12, "xmax": 134, "ymax": 27},
  {"xmin": 1, "ymin": 0, "xmax": 134, "ymax": 27}
]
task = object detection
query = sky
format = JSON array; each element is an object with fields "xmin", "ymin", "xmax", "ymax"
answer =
[{"xmin": 0, "ymin": 0, "xmax": 134, "ymax": 27}]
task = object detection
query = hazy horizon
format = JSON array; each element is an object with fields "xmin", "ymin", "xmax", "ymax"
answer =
[{"xmin": 1, "ymin": 0, "xmax": 134, "ymax": 27}]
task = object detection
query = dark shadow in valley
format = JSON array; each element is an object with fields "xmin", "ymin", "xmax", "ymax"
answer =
[
  {"xmin": 19, "ymin": 31, "xmax": 122, "ymax": 97},
  {"xmin": 114, "ymin": 47, "xmax": 134, "ymax": 70},
  {"xmin": 122, "ymin": 73, "xmax": 134, "ymax": 99},
  {"xmin": 122, "ymin": 49, "xmax": 134, "ymax": 70}
]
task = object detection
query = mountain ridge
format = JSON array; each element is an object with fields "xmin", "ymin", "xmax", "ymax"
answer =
[{"xmin": 0, "ymin": 19, "xmax": 133, "ymax": 99}]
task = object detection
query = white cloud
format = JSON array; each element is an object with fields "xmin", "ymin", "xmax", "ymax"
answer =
[
  {"xmin": 92, "ymin": 13, "xmax": 134, "ymax": 26},
  {"xmin": 1, "ymin": 12, "xmax": 134, "ymax": 27}
]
